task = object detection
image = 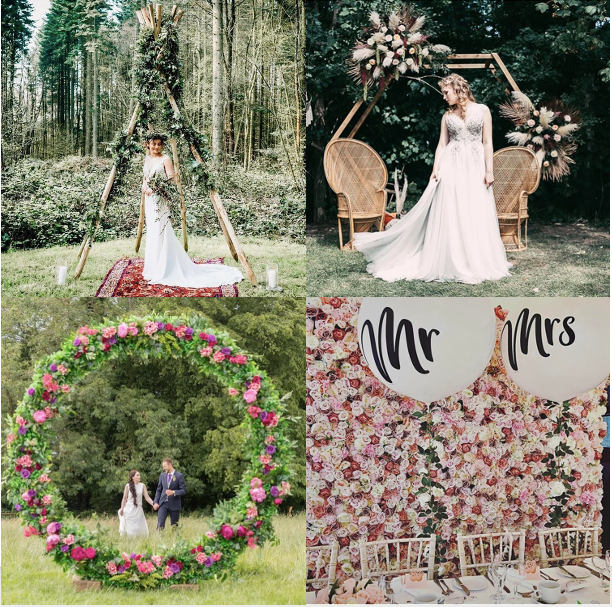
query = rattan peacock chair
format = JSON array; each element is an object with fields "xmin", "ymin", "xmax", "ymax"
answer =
[
  {"xmin": 493, "ymin": 146, "xmax": 541, "ymax": 251},
  {"xmin": 324, "ymin": 138, "xmax": 388, "ymax": 250}
]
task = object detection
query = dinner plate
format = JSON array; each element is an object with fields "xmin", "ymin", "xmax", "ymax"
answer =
[
  {"xmin": 554, "ymin": 565, "xmax": 590, "ymax": 579},
  {"xmin": 452, "ymin": 577, "xmax": 488, "ymax": 591}
]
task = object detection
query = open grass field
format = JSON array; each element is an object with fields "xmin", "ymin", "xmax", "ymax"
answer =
[
  {"xmin": 1, "ymin": 236, "xmax": 305, "ymax": 297},
  {"xmin": 1, "ymin": 513, "xmax": 305, "ymax": 605},
  {"xmin": 306, "ymin": 221, "xmax": 610, "ymax": 297}
]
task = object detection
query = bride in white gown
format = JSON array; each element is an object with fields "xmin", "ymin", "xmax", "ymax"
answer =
[
  {"xmin": 119, "ymin": 470, "xmax": 154, "ymax": 537},
  {"xmin": 354, "ymin": 73, "xmax": 511, "ymax": 284},
  {"xmin": 142, "ymin": 134, "xmax": 244, "ymax": 287}
]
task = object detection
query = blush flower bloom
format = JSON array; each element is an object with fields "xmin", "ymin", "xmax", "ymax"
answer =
[
  {"xmin": 33, "ymin": 410, "xmax": 47, "ymax": 424},
  {"xmin": 117, "ymin": 323, "xmax": 128, "ymax": 338},
  {"xmin": 243, "ymin": 390, "xmax": 258, "ymax": 403}
]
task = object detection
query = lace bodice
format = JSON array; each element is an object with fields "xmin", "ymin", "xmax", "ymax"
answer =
[
  {"xmin": 143, "ymin": 155, "xmax": 167, "ymax": 178},
  {"xmin": 446, "ymin": 105, "xmax": 484, "ymax": 144}
]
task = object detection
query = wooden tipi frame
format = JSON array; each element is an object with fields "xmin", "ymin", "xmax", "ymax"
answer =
[
  {"xmin": 330, "ymin": 53, "xmax": 521, "ymax": 142},
  {"xmin": 75, "ymin": 4, "xmax": 257, "ymax": 285}
]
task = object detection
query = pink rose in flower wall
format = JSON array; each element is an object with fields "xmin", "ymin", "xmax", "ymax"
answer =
[
  {"xmin": 213, "ymin": 351, "xmax": 226, "ymax": 362},
  {"xmin": 47, "ymin": 534, "xmax": 60, "ymax": 546},
  {"xmin": 63, "ymin": 534, "xmax": 75, "ymax": 545},
  {"xmin": 117, "ymin": 323, "xmax": 128, "ymax": 338},
  {"xmin": 243, "ymin": 389, "xmax": 258, "ymax": 403},
  {"xmin": 200, "ymin": 347, "xmax": 213, "ymax": 357}
]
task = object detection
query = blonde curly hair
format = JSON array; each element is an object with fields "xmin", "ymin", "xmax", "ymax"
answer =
[{"xmin": 439, "ymin": 73, "xmax": 475, "ymax": 120}]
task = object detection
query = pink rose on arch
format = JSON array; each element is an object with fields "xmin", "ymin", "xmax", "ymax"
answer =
[
  {"xmin": 63, "ymin": 534, "xmax": 75, "ymax": 545},
  {"xmin": 247, "ymin": 405, "xmax": 261, "ymax": 418},
  {"xmin": 247, "ymin": 536, "xmax": 257, "ymax": 549},
  {"xmin": 42, "ymin": 495, "xmax": 53, "ymax": 505},
  {"xmin": 46, "ymin": 522, "xmax": 61, "ymax": 534},
  {"xmin": 33, "ymin": 410, "xmax": 47, "ymax": 424},
  {"xmin": 213, "ymin": 351, "xmax": 226, "ymax": 363},
  {"xmin": 274, "ymin": 498, "xmax": 282, "ymax": 505},
  {"xmin": 117, "ymin": 323, "xmax": 128, "ymax": 338},
  {"xmin": 47, "ymin": 534, "xmax": 60, "ymax": 546},
  {"xmin": 246, "ymin": 507, "xmax": 258, "ymax": 519},
  {"xmin": 85, "ymin": 547, "xmax": 96, "ymax": 559},
  {"xmin": 151, "ymin": 555, "xmax": 163, "ymax": 567},
  {"xmin": 205, "ymin": 531, "xmax": 217, "ymax": 539},
  {"xmin": 102, "ymin": 327, "xmax": 117, "ymax": 339},
  {"xmin": 196, "ymin": 552, "xmax": 207, "ymax": 564},
  {"xmin": 251, "ymin": 478, "xmax": 262, "ymax": 489},
  {"xmin": 7, "ymin": 433, "xmax": 15, "ymax": 443},
  {"xmin": 233, "ymin": 355, "xmax": 248, "ymax": 365},
  {"xmin": 236, "ymin": 525, "xmax": 247, "ymax": 537},
  {"xmin": 220, "ymin": 524, "xmax": 234, "ymax": 539},
  {"xmin": 60, "ymin": 385, "xmax": 70, "ymax": 393},
  {"xmin": 250, "ymin": 487, "xmax": 266, "ymax": 502},
  {"xmin": 228, "ymin": 388, "xmax": 239, "ymax": 396},
  {"xmin": 200, "ymin": 347, "xmax": 213, "ymax": 357},
  {"xmin": 212, "ymin": 552, "xmax": 222, "ymax": 561},
  {"xmin": 243, "ymin": 390, "xmax": 258, "ymax": 403}
]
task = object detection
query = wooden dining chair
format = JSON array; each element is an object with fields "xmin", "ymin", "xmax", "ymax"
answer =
[
  {"xmin": 457, "ymin": 530, "xmax": 525, "ymax": 576},
  {"xmin": 538, "ymin": 527, "xmax": 600, "ymax": 568},
  {"xmin": 492, "ymin": 146, "xmax": 540, "ymax": 251},
  {"xmin": 306, "ymin": 542, "xmax": 339, "ymax": 590},
  {"xmin": 324, "ymin": 138, "xmax": 388, "ymax": 250},
  {"xmin": 359, "ymin": 535, "xmax": 437, "ymax": 580}
]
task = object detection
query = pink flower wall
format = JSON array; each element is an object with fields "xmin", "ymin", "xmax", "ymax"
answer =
[{"xmin": 306, "ymin": 298, "xmax": 607, "ymax": 579}]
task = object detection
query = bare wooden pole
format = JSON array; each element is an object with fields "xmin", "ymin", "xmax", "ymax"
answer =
[
  {"xmin": 170, "ymin": 137, "xmax": 189, "ymax": 251},
  {"xmin": 155, "ymin": 4, "xmax": 162, "ymax": 38},
  {"xmin": 135, "ymin": 191, "xmax": 146, "ymax": 252},
  {"xmin": 75, "ymin": 104, "xmax": 140, "ymax": 278}
]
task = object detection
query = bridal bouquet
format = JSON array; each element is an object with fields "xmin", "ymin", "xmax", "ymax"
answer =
[
  {"xmin": 147, "ymin": 172, "xmax": 182, "ymax": 227},
  {"xmin": 314, "ymin": 578, "xmax": 387, "ymax": 604},
  {"xmin": 499, "ymin": 91, "xmax": 581, "ymax": 181},
  {"xmin": 348, "ymin": 5, "xmax": 451, "ymax": 99}
]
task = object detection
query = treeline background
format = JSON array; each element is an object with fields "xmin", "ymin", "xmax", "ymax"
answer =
[
  {"xmin": 306, "ymin": 0, "xmax": 610, "ymax": 223},
  {"xmin": 1, "ymin": 298, "xmax": 306, "ymax": 513}
]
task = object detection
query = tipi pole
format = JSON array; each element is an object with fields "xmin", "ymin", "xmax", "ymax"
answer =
[
  {"xmin": 75, "ymin": 104, "xmax": 141, "ymax": 279},
  {"xmin": 163, "ymin": 84, "xmax": 256, "ymax": 285},
  {"xmin": 170, "ymin": 137, "xmax": 189, "ymax": 251},
  {"xmin": 136, "ymin": 122, "xmax": 155, "ymax": 253},
  {"xmin": 135, "ymin": 191, "xmax": 146, "ymax": 252}
]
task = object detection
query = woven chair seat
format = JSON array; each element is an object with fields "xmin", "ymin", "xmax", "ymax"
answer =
[
  {"xmin": 324, "ymin": 138, "xmax": 388, "ymax": 250},
  {"xmin": 493, "ymin": 146, "xmax": 540, "ymax": 251}
]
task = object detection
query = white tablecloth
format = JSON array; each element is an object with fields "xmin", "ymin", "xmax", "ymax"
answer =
[{"xmin": 306, "ymin": 565, "xmax": 610, "ymax": 604}]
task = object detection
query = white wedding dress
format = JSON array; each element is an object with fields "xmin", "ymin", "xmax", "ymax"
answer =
[
  {"xmin": 143, "ymin": 155, "xmax": 244, "ymax": 287},
  {"xmin": 118, "ymin": 482, "xmax": 149, "ymax": 537},
  {"xmin": 354, "ymin": 104, "xmax": 511, "ymax": 284}
]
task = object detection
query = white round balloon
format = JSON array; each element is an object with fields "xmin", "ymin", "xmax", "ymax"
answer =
[
  {"xmin": 500, "ymin": 298, "xmax": 610, "ymax": 403},
  {"xmin": 357, "ymin": 298, "xmax": 497, "ymax": 403}
]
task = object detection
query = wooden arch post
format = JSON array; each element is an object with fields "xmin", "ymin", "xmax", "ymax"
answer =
[{"xmin": 75, "ymin": 4, "xmax": 257, "ymax": 286}]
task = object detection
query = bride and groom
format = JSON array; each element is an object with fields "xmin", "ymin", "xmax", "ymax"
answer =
[{"xmin": 118, "ymin": 458, "xmax": 186, "ymax": 537}]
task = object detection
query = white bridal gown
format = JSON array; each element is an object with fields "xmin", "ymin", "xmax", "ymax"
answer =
[
  {"xmin": 353, "ymin": 104, "xmax": 511, "ymax": 284},
  {"xmin": 143, "ymin": 155, "xmax": 244, "ymax": 287},
  {"xmin": 118, "ymin": 483, "xmax": 149, "ymax": 537}
]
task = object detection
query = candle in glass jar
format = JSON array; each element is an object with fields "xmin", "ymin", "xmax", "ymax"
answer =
[
  {"xmin": 57, "ymin": 266, "xmax": 68, "ymax": 285},
  {"xmin": 268, "ymin": 269, "xmax": 277, "ymax": 289}
]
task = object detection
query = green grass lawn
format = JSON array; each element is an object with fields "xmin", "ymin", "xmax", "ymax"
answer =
[
  {"xmin": 1, "ymin": 236, "xmax": 305, "ymax": 297},
  {"xmin": 306, "ymin": 221, "xmax": 610, "ymax": 296},
  {"xmin": 1, "ymin": 513, "xmax": 305, "ymax": 605}
]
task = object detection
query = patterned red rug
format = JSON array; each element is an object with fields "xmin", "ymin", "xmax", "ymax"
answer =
[{"xmin": 95, "ymin": 258, "xmax": 239, "ymax": 297}]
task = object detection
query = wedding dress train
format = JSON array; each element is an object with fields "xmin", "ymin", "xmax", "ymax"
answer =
[
  {"xmin": 118, "ymin": 482, "xmax": 149, "ymax": 537},
  {"xmin": 353, "ymin": 104, "xmax": 511, "ymax": 284},
  {"xmin": 143, "ymin": 155, "xmax": 244, "ymax": 287}
]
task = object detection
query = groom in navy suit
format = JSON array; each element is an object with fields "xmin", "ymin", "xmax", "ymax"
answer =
[{"xmin": 153, "ymin": 458, "xmax": 186, "ymax": 529}]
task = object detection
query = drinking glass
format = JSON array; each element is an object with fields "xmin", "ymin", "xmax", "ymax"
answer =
[
  {"xmin": 509, "ymin": 564, "xmax": 526, "ymax": 603},
  {"xmin": 488, "ymin": 562, "xmax": 507, "ymax": 604},
  {"xmin": 592, "ymin": 556, "xmax": 609, "ymax": 590}
]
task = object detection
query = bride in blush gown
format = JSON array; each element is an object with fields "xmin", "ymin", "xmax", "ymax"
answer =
[
  {"xmin": 353, "ymin": 73, "xmax": 511, "ymax": 284},
  {"xmin": 142, "ymin": 133, "xmax": 244, "ymax": 287}
]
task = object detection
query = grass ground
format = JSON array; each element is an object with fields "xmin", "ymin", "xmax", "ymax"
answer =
[
  {"xmin": 1, "ymin": 513, "xmax": 305, "ymax": 605},
  {"xmin": 1, "ymin": 236, "xmax": 305, "ymax": 297},
  {"xmin": 305, "ymin": 221, "xmax": 610, "ymax": 296}
]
